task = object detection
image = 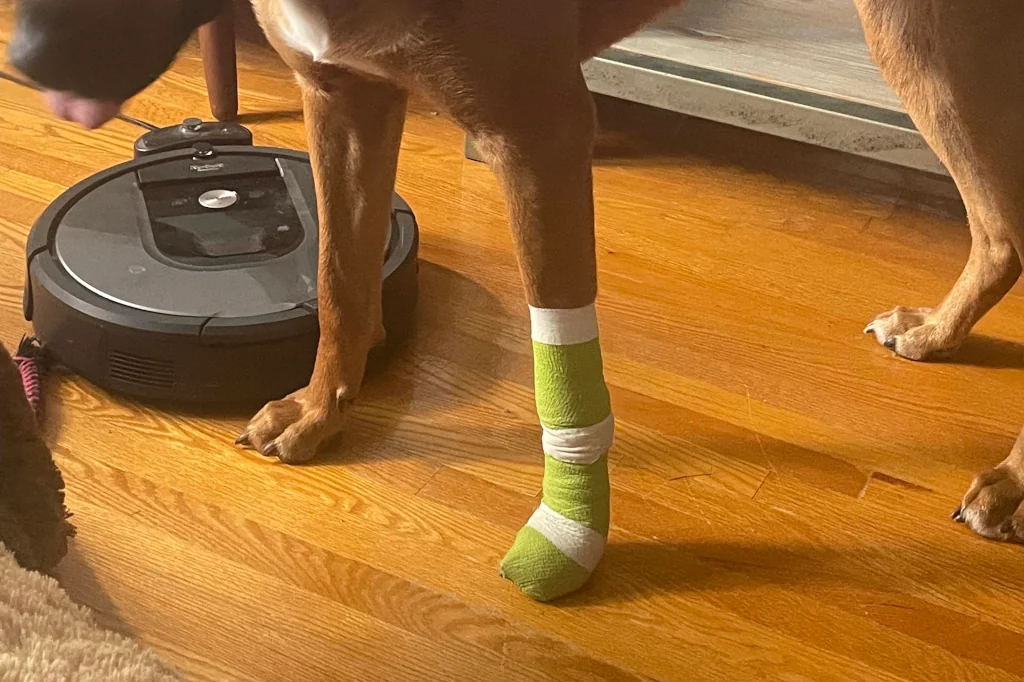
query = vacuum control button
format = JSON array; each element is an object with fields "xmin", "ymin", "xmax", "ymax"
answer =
[
  {"xmin": 198, "ymin": 189, "xmax": 238, "ymax": 209},
  {"xmin": 192, "ymin": 142, "xmax": 215, "ymax": 158}
]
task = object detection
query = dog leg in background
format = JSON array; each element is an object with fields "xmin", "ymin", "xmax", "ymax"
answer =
[
  {"xmin": 238, "ymin": 65, "xmax": 407, "ymax": 463},
  {"xmin": 854, "ymin": 0, "xmax": 1024, "ymax": 538},
  {"xmin": 954, "ymin": 428, "xmax": 1024, "ymax": 543},
  {"xmin": 860, "ymin": 0, "xmax": 1024, "ymax": 361}
]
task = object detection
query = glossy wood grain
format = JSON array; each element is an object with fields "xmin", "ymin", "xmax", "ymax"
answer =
[{"xmin": 3, "ymin": 9, "xmax": 1024, "ymax": 680}]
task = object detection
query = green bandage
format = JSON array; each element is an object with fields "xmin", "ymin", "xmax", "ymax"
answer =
[{"xmin": 500, "ymin": 304, "xmax": 614, "ymax": 601}]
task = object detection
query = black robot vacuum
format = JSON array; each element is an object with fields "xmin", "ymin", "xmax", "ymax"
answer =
[{"xmin": 23, "ymin": 118, "xmax": 418, "ymax": 403}]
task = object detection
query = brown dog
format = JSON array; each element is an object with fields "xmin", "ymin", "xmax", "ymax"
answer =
[{"xmin": 8, "ymin": 0, "xmax": 1024, "ymax": 584}]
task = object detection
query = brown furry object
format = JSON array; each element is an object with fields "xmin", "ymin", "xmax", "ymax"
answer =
[{"xmin": 0, "ymin": 341, "xmax": 73, "ymax": 572}]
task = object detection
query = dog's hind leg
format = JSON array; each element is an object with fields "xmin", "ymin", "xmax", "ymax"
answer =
[
  {"xmin": 859, "ymin": 0, "xmax": 1024, "ymax": 362},
  {"xmin": 855, "ymin": 0, "xmax": 1024, "ymax": 540}
]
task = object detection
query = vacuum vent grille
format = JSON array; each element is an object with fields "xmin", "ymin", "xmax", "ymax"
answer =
[{"xmin": 108, "ymin": 351, "xmax": 175, "ymax": 388}]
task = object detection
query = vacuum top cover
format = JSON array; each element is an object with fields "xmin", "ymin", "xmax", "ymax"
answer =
[{"xmin": 51, "ymin": 150, "xmax": 328, "ymax": 319}]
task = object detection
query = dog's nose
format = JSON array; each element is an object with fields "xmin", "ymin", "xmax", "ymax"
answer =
[
  {"xmin": 43, "ymin": 92, "xmax": 123, "ymax": 130},
  {"xmin": 8, "ymin": 0, "xmax": 227, "ymax": 104},
  {"xmin": 6, "ymin": 4, "xmax": 129, "ymax": 101}
]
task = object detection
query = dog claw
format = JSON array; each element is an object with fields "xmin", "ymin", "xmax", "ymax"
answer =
[
  {"xmin": 262, "ymin": 441, "xmax": 280, "ymax": 459},
  {"xmin": 883, "ymin": 337, "xmax": 897, "ymax": 350},
  {"xmin": 235, "ymin": 432, "xmax": 251, "ymax": 447},
  {"xmin": 1001, "ymin": 518, "xmax": 1016, "ymax": 536},
  {"xmin": 951, "ymin": 506, "xmax": 964, "ymax": 523}
]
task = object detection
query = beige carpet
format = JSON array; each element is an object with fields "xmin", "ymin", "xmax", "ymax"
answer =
[{"xmin": 0, "ymin": 543, "xmax": 181, "ymax": 681}]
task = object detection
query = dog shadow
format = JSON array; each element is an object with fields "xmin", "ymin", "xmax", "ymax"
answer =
[
  {"xmin": 946, "ymin": 334, "xmax": 1024, "ymax": 370},
  {"xmin": 577, "ymin": 540, "xmax": 834, "ymax": 605},
  {"xmin": 589, "ymin": 95, "xmax": 966, "ymax": 222},
  {"xmin": 53, "ymin": 541, "xmax": 135, "ymax": 636},
  {"xmin": 296, "ymin": 260, "xmax": 512, "ymax": 467},
  {"xmin": 561, "ymin": 538, "xmax": 950, "ymax": 608}
]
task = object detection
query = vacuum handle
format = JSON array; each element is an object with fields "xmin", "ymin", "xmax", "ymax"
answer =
[{"xmin": 133, "ymin": 118, "xmax": 253, "ymax": 157}]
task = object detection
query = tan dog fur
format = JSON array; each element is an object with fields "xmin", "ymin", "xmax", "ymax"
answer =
[{"xmin": 232, "ymin": 0, "xmax": 1024, "ymax": 544}]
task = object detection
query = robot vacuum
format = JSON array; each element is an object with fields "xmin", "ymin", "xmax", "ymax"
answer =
[{"xmin": 23, "ymin": 119, "xmax": 418, "ymax": 404}]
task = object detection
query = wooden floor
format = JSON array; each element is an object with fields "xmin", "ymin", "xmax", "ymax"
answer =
[{"xmin": 5, "ymin": 9, "xmax": 1024, "ymax": 681}]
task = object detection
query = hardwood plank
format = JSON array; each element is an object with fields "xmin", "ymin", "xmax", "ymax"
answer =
[{"xmin": 61, "ymin": 501, "xmax": 566, "ymax": 682}]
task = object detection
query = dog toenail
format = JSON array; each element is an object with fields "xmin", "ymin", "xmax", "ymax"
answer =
[
  {"xmin": 1001, "ymin": 519, "xmax": 1015, "ymax": 535},
  {"xmin": 262, "ymin": 442, "xmax": 280, "ymax": 458},
  {"xmin": 235, "ymin": 432, "xmax": 250, "ymax": 447},
  {"xmin": 883, "ymin": 337, "xmax": 897, "ymax": 350},
  {"xmin": 951, "ymin": 506, "xmax": 964, "ymax": 523}
]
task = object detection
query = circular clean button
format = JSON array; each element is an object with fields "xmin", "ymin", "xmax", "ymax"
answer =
[{"xmin": 198, "ymin": 189, "xmax": 238, "ymax": 209}]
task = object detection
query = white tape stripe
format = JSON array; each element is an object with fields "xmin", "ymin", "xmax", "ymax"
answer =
[
  {"xmin": 542, "ymin": 414, "xmax": 615, "ymax": 464},
  {"xmin": 529, "ymin": 304, "xmax": 599, "ymax": 346},
  {"xmin": 525, "ymin": 502, "xmax": 606, "ymax": 572}
]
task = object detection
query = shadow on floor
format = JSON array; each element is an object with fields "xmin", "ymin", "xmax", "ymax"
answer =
[
  {"xmin": 590, "ymin": 95, "xmax": 966, "ymax": 224},
  {"xmin": 283, "ymin": 260, "xmax": 510, "ymax": 467},
  {"xmin": 947, "ymin": 334, "xmax": 1024, "ymax": 370},
  {"xmin": 54, "ymin": 541, "xmax": 134, "ymax": 636},
  {"xmin": 563, "ymin": 536, "xmax": 993, "ymax": 607}
]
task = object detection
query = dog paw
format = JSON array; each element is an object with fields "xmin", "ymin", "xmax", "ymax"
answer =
[
  {"xmin": 953, "ymin": 466, "xmax": 1024, "ymax": 543},
  {"xmin": 235, "ymin": 387, "xmax": 347, "ymax": 464},
  {"xmin": 864, "ymin": 306, "xmax": 958, "ymax": 361}
]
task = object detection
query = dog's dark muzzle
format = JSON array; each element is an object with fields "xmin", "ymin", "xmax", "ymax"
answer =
[{"xmin": 7, "ymin": 0, "xmax": 225, "ymax": 101}]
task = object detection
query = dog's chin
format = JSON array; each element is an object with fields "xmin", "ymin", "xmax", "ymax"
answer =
[{"xmin": 42, "ymin": 92, "xmax": 123, "ymax": 130}]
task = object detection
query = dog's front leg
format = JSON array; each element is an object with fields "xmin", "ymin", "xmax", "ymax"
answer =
[
  {"xmin": 954, "ymin": 428, "xmax": 1024, "ymax": 542},
  {"xmin": 238, "ymin": 67, "xmax": 407, "ymax": 463},
  {"xmin": 459, "ymin": 67, "xmax": 613, "ymax": 601}
]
